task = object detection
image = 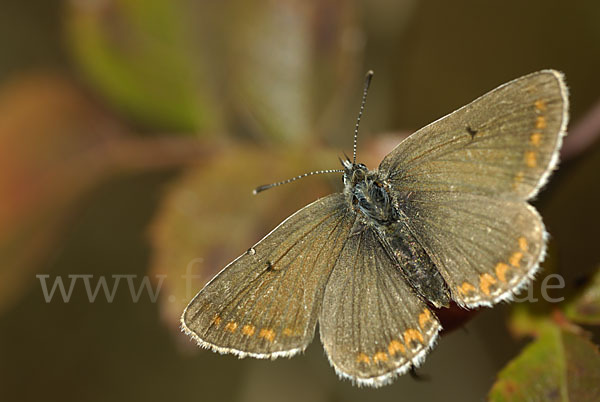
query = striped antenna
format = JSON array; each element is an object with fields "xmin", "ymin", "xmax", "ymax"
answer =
[
  {"xmin": 253, "ymin": 70, "xmax": 374, "ymax": 195},
  {"xmin": 353, "ymin": 70, "xmax": 374, "ymax": 164},
  {"xmin": 253, "ymin": 169, "xmax": 344, "ymax": 194}
]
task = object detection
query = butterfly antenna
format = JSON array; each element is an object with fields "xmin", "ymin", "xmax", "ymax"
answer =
[
  {"xmin": 254, "ymin": 70, "xmax": 373, "ymax": 195},
  {"xmin": 253, "ymin": 169, "xmax": 344, "ymax": 195},
  {"xmin": 353, "ymin": 70, "xmax": 374, "ymax": 164}
]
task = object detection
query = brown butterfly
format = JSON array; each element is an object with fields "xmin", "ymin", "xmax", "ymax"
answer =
[{"xmin": 182, "ymin": 70, "xmax": 568, "ymax": 387}]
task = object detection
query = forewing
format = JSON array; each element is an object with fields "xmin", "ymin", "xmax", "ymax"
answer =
[
  {"xmin": 319, "ymin": 224, "xmax": 441, "ymax": 387},
  {"xmin": 399, "ymin": 192, "xmax": 545, "ymax": 307},
  {"xmin": 182, "ymin": 193, "xmax": 356, "ymax": 358},
  {"xmin": 379, "ymin": 70, "xmax": 568, "ymax": 200}
]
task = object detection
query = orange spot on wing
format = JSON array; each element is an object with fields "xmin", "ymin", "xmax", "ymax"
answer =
[
  {"xmin": 242, "ymin": 325, "xmax": 255, "ymax": 336},
  {"xmin": 404, "ymin": 328, "xmax": 424, "ymax": 346},
  {"xmin": 213, "ymin": 315, "xmax": 222, "ymax": 326},
  {"xmin": 513, "ymin": 171, "xmax": 525, "ymax": 190},
  {"xmin": 479, "ymin": 273, "xmax": 497, "ymax": 296},
  {"xmin": 356, "ymin": 353, "xmax": 371, "ymax": 364},
  {"xmin": 458, "ymin": 282, "xmax": 476, "ymax": 296},
  {"xmin": 510, "ymin": 251, "xmax": 523, "ymax": 267},
  {"xmin": 525, "ymin": 151, "xmax": 537, "ymax": 168},
  {"xmin": 530, "ymin": 132, "xmax": 542, "ymax": 146},
  {"xmin": 536, "ymin": 116, "xmax": 547, "ymax": 129},
  {"xmin": 373, "ymin": 351, "xmax": 388, "ymax": 363},
  {"xmin": 518, "ymin": 237, "xmax": 528, "ymax": 252},
  {"xmin": 535, "ymin": 100, "xmax": 547, "ymax": 111},
  {"xmin": 282, "ymin": 328, "xmax": 293, "ymax": 336},
  {"xmin": 225, "ymin": 322, "xmax": 238, "ymax": 333},
  {"xmin": 495, "ymin": 262, "xmax": 510, "ymax": 283},
  {"xmin": 259, "ymin": 328, "xmax": 275, "ymax": 342},
  {"xmin": 388, "ymin": 339, "xmax": 406, "ymax": 356},
  {"xmin": 418, "ymin": 309, "xmax": 432, "ymax": 330}
]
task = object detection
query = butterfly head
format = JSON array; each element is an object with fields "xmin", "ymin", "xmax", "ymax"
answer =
[{"xmin": 341, "ymin": 158, "xmax": 365, "ymax": 186}]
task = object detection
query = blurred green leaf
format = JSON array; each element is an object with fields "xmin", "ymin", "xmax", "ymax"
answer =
[
  {"xmin": 65, "ymin": 0, "xmax": 363, "ymax": 143},
  {"xmin": 508, "ymin": 303, "xmax": 555, "ymax": 339},
  {"xmin": 489, "ymin": 324, "xmax": 600, "ymax": 402},
  {"xmin": 564, "ymin": 266, "xmax": 600, "ymax": 325},
  {"xmin": 65, "ymin": 0, "xmax": 220, "ymax": 133}
]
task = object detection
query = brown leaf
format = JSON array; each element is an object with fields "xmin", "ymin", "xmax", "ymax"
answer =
[
  {"xmin": 0, "ymin": 73, "xmax": 125, "ymax": 313},
  {"xmin": 0, "ymin": 73, "xmax": 207, "ymax": 315}
]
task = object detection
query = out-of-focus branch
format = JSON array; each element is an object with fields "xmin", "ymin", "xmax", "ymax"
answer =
[
  {"xmin": 563, "ymin": 99, "xmax": 600, "ymax": 160},
  {"xmin": 100, "ymin": 135, "xmax": 221, "ymax": 173}
]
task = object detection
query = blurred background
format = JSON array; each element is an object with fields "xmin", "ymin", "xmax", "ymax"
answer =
[{"xmin": 1, "ymin": 1, "xmax": 599, "ymax": 401}]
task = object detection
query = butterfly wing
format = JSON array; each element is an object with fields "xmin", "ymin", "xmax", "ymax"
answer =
[
  {"xmin": 397, "ymin": 193, "xmax": 545, "ymax": 307},
  {"xmin": 378, "ymin": 70, "xmax": 568, "ymax": 307},
  {"xmin": 319, "ymin": 223, "xmax": 441, "ymax": 387},
  {"xmin": 182, "ymin": 193, "xmax": 356, "ymax": 358},
  {"xmin": 380, "ymin": 70, "xmax": 567, "ymax": 200}
]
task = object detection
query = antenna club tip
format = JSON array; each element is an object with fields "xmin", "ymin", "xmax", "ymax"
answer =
[
  {"xmin": 253, "ymin": 183, "xmax": 276, "ymax": 194},
  {"xmin": 363, "ymin": 70, "xmax": 374, "ymax": 89},
  {"xmin": 253, "ymin": 184, "xmax": 268, "ymax": 194}
]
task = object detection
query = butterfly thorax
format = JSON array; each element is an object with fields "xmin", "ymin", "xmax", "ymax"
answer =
[
  {"xmin": 343, "ymin": 162, "xmax": 396, "ymax": 225},
  {"xmin": 343, "ymin": 161, "xmax": 451, "ymax": 308}
]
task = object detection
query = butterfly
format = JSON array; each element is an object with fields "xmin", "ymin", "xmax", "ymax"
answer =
[{"xmin": 181, "ymin": 70, "xmax": 568, "ymax": 387}]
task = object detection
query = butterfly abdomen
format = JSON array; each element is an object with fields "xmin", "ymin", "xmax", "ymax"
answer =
[{"xmin": 377, "ymin": 219, "xmax": 451, "ymax": 308}]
